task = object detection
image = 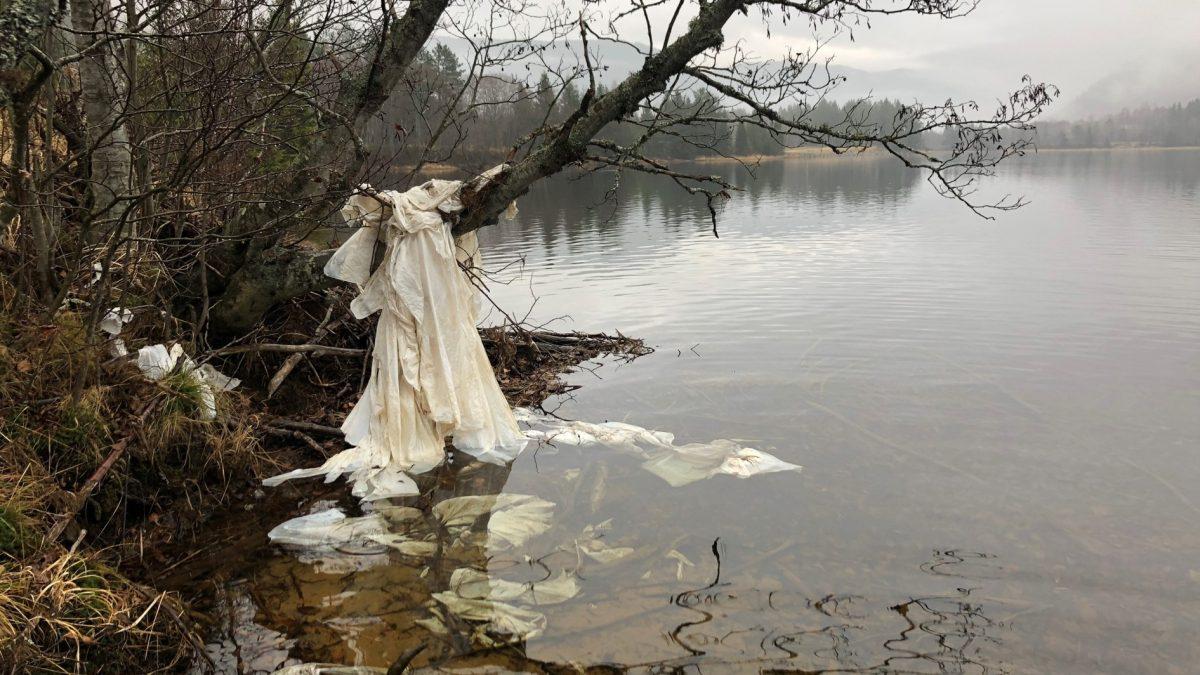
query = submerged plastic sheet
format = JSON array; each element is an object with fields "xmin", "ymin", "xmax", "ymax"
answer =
[
  {"xmin": 517, "ymin": 408, "xmax": 802, "ymax": 486},
  {"xmin": 425, "ymin": 568, "xmax": 578, "ymax": 642},
  {"xmin": 266, "ymin": 493, "xmax": 554, "ymax": 551},
  {"xmin": 265, "ymin": 171, "xmax": 526, "ymax": 500},
  {"xmin": 433, "ymin": 493, "xmax": 555, "ymax": 550}
]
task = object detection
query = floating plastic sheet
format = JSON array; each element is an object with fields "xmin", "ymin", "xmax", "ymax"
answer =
[
  {"xmin": 265, "ymin": 508, "xmax": 388, "ymax": 549},
  {"xmin": 265, "ymin": 507, "xmax": 394, "ymax": 574},
  {"xmin": 267, "ymin": 492, "xmax": 555, "ymax": 558},
  {"xmin": 265, "ymin": 171, "xmax": 526, "ymax": 501},
  {"xmin": 517, "ymin": 409, "xmax": 801, "ymax": 486}
]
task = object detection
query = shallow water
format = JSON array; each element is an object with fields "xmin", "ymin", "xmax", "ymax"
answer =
[{"xmin": 195, "ymin": 150, "xmax": 1200, "ymax": 673}]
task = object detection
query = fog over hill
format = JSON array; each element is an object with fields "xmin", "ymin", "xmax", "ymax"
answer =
[
  {"xmin": 433, "ymin": 34, "xmax": 1199, "ymax": 124},
  {"xmin": 1057, "ymin": 54, "xmax": 1200, "ymax": 119}
]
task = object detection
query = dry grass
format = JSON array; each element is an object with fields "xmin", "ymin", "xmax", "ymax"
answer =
[
  {"xmin": 0, "ymin": 278, "xmax": 272, "ymax": 671},
  {"xmin": 0, "ymin": 551, "xmax": 189, "ymax": 673}
]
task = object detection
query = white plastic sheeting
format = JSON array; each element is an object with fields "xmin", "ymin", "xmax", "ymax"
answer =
[
  {"xmin": 264, "ymin": 173, "xmax": 526, "ymax": 500},
  {"xmin": 97, "ymin": 306, "xmax": 241, "ymax": 417},
  {"xmin": 517, "ymin": 408, "xmax": 801, "ymax": 486},
  {"xmin": 266, "ymin": 493, "xmax": 575, "ymax": 644},
  {"xmin": 99, "ymin": 307, "xmax": 132, "ymax": 356},
  {"xmin": 134, "ymin": 342, "xmax": 241, "ymax": 420},
  {"xmin": 265, "ymin": 508, "xmax": 388, "ymax": 549},
  {"xmin": 432, "ymin": 493, "xmax": 554, "ymax": 550}
]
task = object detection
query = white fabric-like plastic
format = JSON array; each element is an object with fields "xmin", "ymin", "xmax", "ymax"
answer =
[
  {"xmin": 518, "ymin": 408, "xmax": 802, "ymax": 486},
  {"xmin": 265, "ymin": 173, "xmax": 526, "ymax": 500},
  {"xmin": 432, "ymin": 493, "xmax": 555, "ymax": 550},
  {"xmin": 99, "ymin": 307, "xmax": 132, "ymax": 353},
  {"xmin": 448, "ymin": 568, "xmax": 578, "ymax": 606},
  {"xmin": 265, "ymin": 508, "xmax": 387, "ymax": 548},
  {"xmin": 134, "ymin": 342, "xmax": 240, "ymax": 420}
]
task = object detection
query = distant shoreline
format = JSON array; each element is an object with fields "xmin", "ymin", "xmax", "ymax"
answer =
[
  {"xmin": 1034, "ymin": 145, "xmax": 1200, "ymax": 153},
  {"xmin": 393, "ymin": 144, "xmax": 1200, "ymax": 175},
  {"xmin": 684, "ymin": 145, "xmax": 1200, "ymax": 164}
]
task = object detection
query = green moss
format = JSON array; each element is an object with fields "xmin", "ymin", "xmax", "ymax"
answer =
[{"xmin": 0, "ymin": 505, "xmax": 36, "ymax": 557}]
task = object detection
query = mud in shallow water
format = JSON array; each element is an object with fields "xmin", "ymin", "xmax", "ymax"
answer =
[{"xmin": 172, "ymin": 445, "xmax": 1020, "ymax": 674}]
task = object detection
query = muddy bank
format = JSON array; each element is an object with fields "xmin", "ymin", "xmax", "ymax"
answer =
[{"xmin": 0, "ymin": 275, "xmax": 646, "ymax": 672}]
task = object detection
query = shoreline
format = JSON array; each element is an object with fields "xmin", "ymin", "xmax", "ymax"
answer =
[
  {"xmin": 1034, "ymin": 145, "xmax": 1200, "ymax": 153},
  {"xmin": 394, "ymin": 144, "xmax": 1200, "ymax": 175}
]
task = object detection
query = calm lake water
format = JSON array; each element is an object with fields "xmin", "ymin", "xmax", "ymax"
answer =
[{"xmin": 194, "ymin": 150, "xmax": 1200, "ymax": 673}]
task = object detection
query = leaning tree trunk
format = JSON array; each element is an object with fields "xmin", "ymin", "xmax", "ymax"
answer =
[
  {"xmin": 205, "ymin": 0, "xmax": 453, "ymax": 338},
  {"xmin": 69, "ymin": 0, "xmax": 131, "ymax": 221},
  {"xmin": 206, "ymin": 0, "xmax": 742, "ymax": 338}
]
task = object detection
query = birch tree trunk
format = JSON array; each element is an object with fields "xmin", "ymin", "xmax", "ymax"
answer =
[{"xmin": 69, "ymin": 0, "xmax": 131, "ymax": 222}]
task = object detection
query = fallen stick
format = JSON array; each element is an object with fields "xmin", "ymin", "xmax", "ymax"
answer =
[
  {"xmin": 268, "ymin": 313, "xmax": 348, "ymax": 399},
  {"xmin": 47, "ymin": 400, "xmax": 155, "ymax": 544},
  {"xmin": 268, "ymin": 417, "xmax": 345, "ymax": 437},
  {"xmin": 46, "ymin": 439, "xmax": 130, "ymax": 544},
  {"xmin": 211, "ymin": 343, "xmax": 366, "ymax": 357},
  {"xmin": 264, "ymin": 426, "xmax": 326, "ymax": 454}
]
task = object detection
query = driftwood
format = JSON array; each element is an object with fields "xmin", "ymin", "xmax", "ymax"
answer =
[
  {"xmin": 480, "ymin": 326, "xmax": 651, "ymax": 407},
  {"xmin": 267, "ymin": 309, "xmax": 348, "ymax": 398},
  {"xmin": 211, "ymin": 343, "xmax": 365, "ymax": 357}
]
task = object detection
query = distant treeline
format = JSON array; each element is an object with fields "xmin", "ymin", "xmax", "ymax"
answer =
[
  {"xmin": 1034, "ymin": 100, "xmax": 1200, "ymax": 148},
  {"xmin": 368, "ymin": 46, "xmax": 1200, "ymax": 166},
  {"xmin": 369, "ymin": 46, "xmax": 922, "ymax": 163}
]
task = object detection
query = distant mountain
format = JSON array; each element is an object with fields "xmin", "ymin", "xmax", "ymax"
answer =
[
  {"xmin": 434, "ymin": 36, "xmax": 1200, "ymax": 121},
  {"xmin": 1057, "ymin": 57, "xmax": 1200, "ymax": 119}
]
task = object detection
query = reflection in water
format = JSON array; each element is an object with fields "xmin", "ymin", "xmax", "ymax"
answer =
[
  {"xmin": 200, "ymin": 449, "xmax": 1014, "ymax": 673},
  {"xmin": 190, "ymin": 151, "xmax": 1200, "ymax": 673}
]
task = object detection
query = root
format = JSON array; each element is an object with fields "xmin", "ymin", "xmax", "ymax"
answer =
[{"xmin": 481, "ymin": 324, "xmax": 653, "ymax": 407}]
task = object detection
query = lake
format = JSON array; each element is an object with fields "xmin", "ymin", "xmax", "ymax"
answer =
[{"xmin": 195, "ymin": 149, "xmax": 1200, "ymax": 673}]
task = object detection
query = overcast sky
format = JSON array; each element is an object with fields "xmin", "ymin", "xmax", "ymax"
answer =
[
  {"xmin": 721, "ymin": 0, "xmax": 1200, "ymax": 115},
  {"xmin": 453, "ymin": 0, "xmax": 1200, "ymax": 117}
]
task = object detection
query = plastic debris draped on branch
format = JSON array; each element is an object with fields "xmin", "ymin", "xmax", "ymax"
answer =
[{"xmin": 264, "ymin": 167, "xmax": 526, "ymax": 500}]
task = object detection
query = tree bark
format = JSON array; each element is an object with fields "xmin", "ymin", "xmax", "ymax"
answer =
[
  {"xmin": 209, "ymin": 0, "xmax": 746, "ymax": 336},
  {"xmin": 210, "ymin": 248, "xmax": 335, "ymax": 333},
  {"xmin": 0, "ymin": 0, "xmax": 64, "ymax": 104},
  {"xmin": 69, "ymin": 0, "xmax": 132, "ymax": 220},
  {"xmin": 207, "ymin": 0, "xmax": 453, "ymax": 337},
  {"xmin": 455, "ymin": 0, "xmax": 740, "ymax": 236}
]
